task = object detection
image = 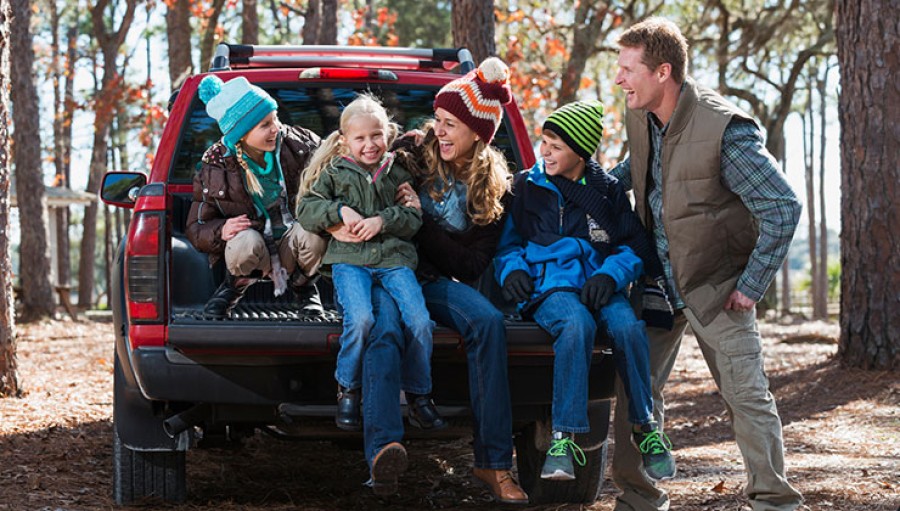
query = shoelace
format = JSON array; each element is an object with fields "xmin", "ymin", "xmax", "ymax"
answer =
[
  {"xmin": 496, "ymin": 471, "xmax": 513, "ymax": 484},
  {"xmin": 638, "ymin": 429, "xmax": 673, "ymax": 455},
  {"xmin": 547, "ymin": 437, "xmax": 587, "ymax": 467}
]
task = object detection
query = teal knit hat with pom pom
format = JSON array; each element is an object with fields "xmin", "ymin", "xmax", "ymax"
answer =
[{"xmin": 198, "ymin": 75, "xmax": 278, "ymax": 147}]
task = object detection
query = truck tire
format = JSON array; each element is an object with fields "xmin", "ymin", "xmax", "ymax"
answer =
[
  {"xmin": 514, "ymin": 407, "xmax": 609, "ymax": 504},
  {"xmin": 113, "ymin": 429, "xmax": 187, "ymax": 505}
]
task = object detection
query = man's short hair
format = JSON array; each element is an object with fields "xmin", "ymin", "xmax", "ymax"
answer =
[{"xmin": 617, "ymin": 17, "xmax": 689, "ymax": 84}]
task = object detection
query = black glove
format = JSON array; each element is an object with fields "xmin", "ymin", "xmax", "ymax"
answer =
[
  {"xmin": 581, "ymin": 274, "xmax": 616, "ymax": 311},
  {"xmin": 501, "ymin": 270, "xmax": 534, "ymax": 303}
]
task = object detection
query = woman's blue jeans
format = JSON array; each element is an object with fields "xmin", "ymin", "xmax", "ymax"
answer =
[
  {"xmin": 362, "ymin": 278, "xmax": 514, "ymax": 470},
  {"xmin": 532, "ymin": 291, "xmax": 653, "ymax": 433},
  {"xmin": 332, "ymin": 264, "xmax": 433, "ymax": 391},
  {"xmin": 421, "ymin": 278, "xmax": 514, "ymax": 469}
]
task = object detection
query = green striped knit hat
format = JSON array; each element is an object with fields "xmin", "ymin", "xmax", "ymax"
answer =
[{"xmin": 543, "ymin": 100, "xmax": 604, "ymax": 161}]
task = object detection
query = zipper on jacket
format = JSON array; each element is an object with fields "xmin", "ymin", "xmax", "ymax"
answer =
[{"xmin": 559, "ymin": 203, "xmax": 564, "ymax": 235}]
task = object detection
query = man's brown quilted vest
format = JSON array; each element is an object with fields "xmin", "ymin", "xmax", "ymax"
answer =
[{"xmin": 625, "ymin": 78, "xmax": 759, "ymax": 325}]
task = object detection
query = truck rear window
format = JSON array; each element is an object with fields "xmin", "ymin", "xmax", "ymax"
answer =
[{"xmin": 168, "ymin": 84, "xmax": 520, "ymax": 183}]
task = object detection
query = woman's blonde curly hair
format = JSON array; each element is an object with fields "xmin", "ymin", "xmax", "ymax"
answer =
[{"xmin": 418, "ymin": 121, "xmax": 509, "ymax": 226}]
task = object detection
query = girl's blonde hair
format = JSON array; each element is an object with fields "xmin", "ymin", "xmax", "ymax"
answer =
[
  {"xmin": 419, "ymin": 120, "xmax": 509, "ymax": 226},
  {"xmin": 298, "ymin": 93, "xmax": 398, "ymax": 201},
  {"xmin": 234, "ymin": 142, "xmax": 263, "ymax": 196}
]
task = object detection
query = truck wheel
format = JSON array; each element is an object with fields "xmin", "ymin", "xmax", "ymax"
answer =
[
  {"xmin": 514, "ymin": 419, "xmax": 608, "ymax": 504},
  {"xmin": 113, "ymin": 428, "xmax": 187, "ymax": 505}
]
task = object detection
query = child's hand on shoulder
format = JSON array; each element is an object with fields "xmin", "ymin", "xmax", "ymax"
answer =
[
  {"xmin": 341, "ymin": 206, "xmax": 364, "ymax": 229},
  {"xmin": 352, "ymin": 216, "xmax": 384, "ymax": 241}
]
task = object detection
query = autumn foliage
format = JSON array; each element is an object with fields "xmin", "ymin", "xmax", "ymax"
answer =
[{"xmin": 347, "ymin": 6, "xmax": 399, "ymax": 47}]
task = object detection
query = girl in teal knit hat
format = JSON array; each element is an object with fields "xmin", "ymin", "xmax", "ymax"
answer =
[{"xmin": 185, "ymin": 75, "xmax": 326, "ymax": 318}]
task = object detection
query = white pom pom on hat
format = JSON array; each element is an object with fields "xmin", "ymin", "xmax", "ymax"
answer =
[
  {"xmin": 476, "ymin": 57, "xmax": 510, "ymax": 84},
  {"xmin": 433, "ymin": 56, "xmax": 514, "ymax": 144}
]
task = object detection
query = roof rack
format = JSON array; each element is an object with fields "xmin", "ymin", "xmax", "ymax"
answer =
[{"xmin": 209, "ymin": 44, "xmax": 475, "ymax": 74}]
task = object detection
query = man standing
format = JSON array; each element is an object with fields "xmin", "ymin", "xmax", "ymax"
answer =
[{"xmin": 608, "ymin": 17, "xmax": 803, "ymax": 511}]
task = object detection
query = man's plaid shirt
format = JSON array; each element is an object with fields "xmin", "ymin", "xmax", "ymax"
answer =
[{"xmin": 610, "ymin": 115, "xmax": 801, "ymax": 308}]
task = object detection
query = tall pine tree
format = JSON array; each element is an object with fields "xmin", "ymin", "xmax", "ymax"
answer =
[{"xmin": 836, "ymin": 0, "xmax": 900, "ymax": 370}]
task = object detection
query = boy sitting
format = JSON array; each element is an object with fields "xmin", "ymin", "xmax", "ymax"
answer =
[{"xmin": 494, "ymin": 100, "xmax": 676, "ymax": 482}]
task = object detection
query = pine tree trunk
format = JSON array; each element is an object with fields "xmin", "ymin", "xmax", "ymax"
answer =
[
  {"xmin": 57, "ymin": 18, "xmax": 78, "ymax": 289},
  {"xmin": 301, "ymin": 0, "xmax": 320, "ymax": 44},
  {"xmin": 836, "ymin": 0, "xmax": 900, "ymax": 370},
  {"xmin": 104, "ymin": 204, "xmax": 112, "ymax": 306},
  {"xmin": 78, "ymin": 136, "xmax": 107, "ymax": 308},
  {"xmin": 451, "ymin": 0, "xmax": 495, "ymax": 63},
  {"xmin": 816, "ymin": 67, "xmax": 830, "ymax": 317},
  {"xmin": 803, "ymin": 84, "xmax": 820, "ymax": 318},
  {"xmin": 364, "ymin": 0, "xmax": 375, "ymax": 33},
  {"xmin": 165, "ymin": 0, "xmax": 192, "ymax": 89},
  {"xmin": 778, "ymin": 154, "xmax": 792, "ymax": 316},
  {"xmin": 780, "ymin": 260, "xmax": 791, "ymax": 316},
  {"xmin": 0, "ymin": 0, "xmax": 20, "ymax": 397},
  {"xmin": 199, "ymin": 0, "xmax": 226, "ymax": 73},
  {"xmin": 78, "ymin": 0, "xmax": 138, "ymax": 308},
  {"xmin": 50, "ymin": 0, "xmax": 69, "ymax": 289},
  {"xmin": 242, "ymin": 0, "xmax": 259, "ymax": 44},
  {"xmin": 557, "ymin": 2, "xmax": 608, "ymax": 107},
  {"xmin": 11, "ymin": 0, "xmax": 55, "ymax": 322},
  {"xmin": 318, "ymin": 0, "xmax": 337, "ymax": 45}
]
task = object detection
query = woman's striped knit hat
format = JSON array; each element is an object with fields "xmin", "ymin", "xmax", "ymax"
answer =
[
  {"xmin": 433, "ymin": 57, "xmax": 512, "ymax": 144},
  {"xmin": 543, "ymin": 100, "xmax": 605, "ymax": 161}
]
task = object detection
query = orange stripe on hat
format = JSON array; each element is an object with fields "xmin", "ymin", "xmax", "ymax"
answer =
[
  {"xmin": 444, "ymin": 82, "xmax": 503, "ymax": 119},
  {"xmin": 433, "ymin": 57, "xmax": 513, "ymax": 144}
]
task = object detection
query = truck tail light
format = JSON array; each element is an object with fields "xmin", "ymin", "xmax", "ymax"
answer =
[
  {"xmin": 299, "ymin": 67, "xmax": 398, "ymax": 81},
  {"xmin": 125, "ymin": 212, "xmax": 164, "ymax": 322}
]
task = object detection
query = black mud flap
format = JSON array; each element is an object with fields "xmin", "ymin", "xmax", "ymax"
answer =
[{"xmin": 114, "ymin": 357, "xmax": 190, "ymax": 452}]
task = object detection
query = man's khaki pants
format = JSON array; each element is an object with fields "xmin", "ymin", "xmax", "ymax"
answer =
[
  {"xmin": 224, "ymin": 223, "xmax": 326, "ymax": 278},
  {"xmin": 611, "ymin": 307, "xmax": 803, "ymax": 511}
]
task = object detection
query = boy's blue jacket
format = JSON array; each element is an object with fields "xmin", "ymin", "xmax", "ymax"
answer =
[{"xmin": 494, "ymin": 159, "xmax": 644, "ymax": 312}]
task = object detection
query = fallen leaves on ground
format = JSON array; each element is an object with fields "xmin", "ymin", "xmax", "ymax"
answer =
[{"xmin": 0, "ymin": 318, "xmax": 897, "ymax": 510}]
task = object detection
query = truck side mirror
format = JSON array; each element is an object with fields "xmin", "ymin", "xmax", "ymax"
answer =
[{"xmin": 101, "ymin": 172, "xmax": 147, "ymax": 208}]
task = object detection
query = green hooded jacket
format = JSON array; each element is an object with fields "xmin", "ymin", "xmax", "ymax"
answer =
[{"xmin": 296, "ymin": 153, "xmax": 421, "ymax": 271}]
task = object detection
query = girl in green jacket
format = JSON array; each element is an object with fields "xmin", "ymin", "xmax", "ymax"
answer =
[{"xmin": 296, "ymin": 94, "xmax": 440, "ymax": 436}]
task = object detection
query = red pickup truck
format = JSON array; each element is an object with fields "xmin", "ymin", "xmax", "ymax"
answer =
[{"xmin": 101, "ymin": 44, "xmax": 616, "ymax": 506}]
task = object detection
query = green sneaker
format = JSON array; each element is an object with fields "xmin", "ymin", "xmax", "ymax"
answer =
[
  {"xmin": 632, "ymin": 423, "xmax": 676, "ymax": 480},
  {"xmin": 540, "ymin": 432, "xmax": 586, "ymax": 481}
]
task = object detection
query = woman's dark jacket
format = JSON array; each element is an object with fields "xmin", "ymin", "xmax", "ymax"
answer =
[{"xmin": 394, "ymin": 131, "xmax": 509, "ymax": 285}]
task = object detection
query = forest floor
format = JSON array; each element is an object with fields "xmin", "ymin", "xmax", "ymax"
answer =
[{"xmin": 0, "ymin": 317, "xmax": 897, "ymax": 511}]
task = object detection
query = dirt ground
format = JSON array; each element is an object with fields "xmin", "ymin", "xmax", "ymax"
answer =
[{"xmin": 0, "ymin": 317, "xmax": 897, "ymax": 511}]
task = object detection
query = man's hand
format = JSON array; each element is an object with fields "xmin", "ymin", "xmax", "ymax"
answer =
[
  {"xmin": 501, "ymin": 270, "xmax": 533, "ymax": 303},
  {"xmin": 221, "ymin": 214, "xmax": 251, "ymax": 241},
  {"xmin": 724, "ymin": 289, "xmax": 756, "ymax": 312},
  {"xmin": 581, "ymin": 274, "xmax": 616, "ymax": 311}
]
